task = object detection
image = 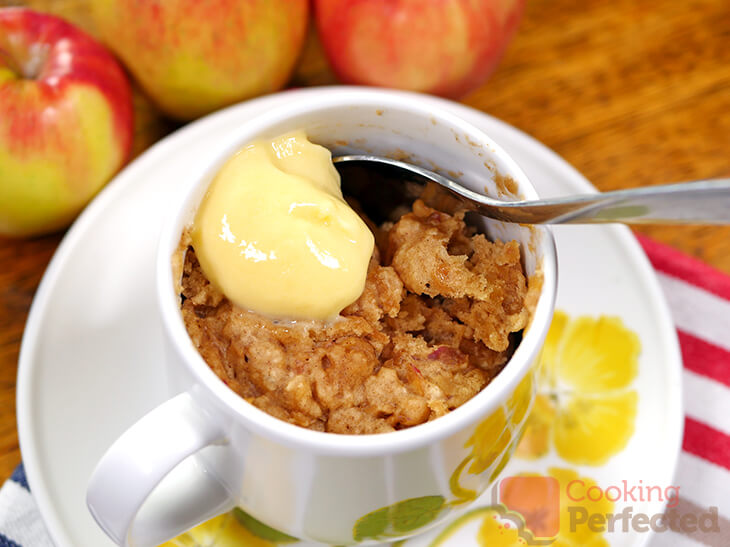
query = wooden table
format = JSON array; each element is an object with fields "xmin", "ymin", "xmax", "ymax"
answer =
[{"xmin": 1, "ymin": 0, "xmax": 729, "ymax": 484}]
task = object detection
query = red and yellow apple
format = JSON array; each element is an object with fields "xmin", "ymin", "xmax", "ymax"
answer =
[
  {"xmin": 0, "ymin": 8, "xmax": 133, "ymax": 237},
  {"xmin": 314, "ymin": 0, "xmax": 525, "ymax": 98},
  {"xmin": 90, "ymin": 0, "xmax": 310, "ymax": 120}
]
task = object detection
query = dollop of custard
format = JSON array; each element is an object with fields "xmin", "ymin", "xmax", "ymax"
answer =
[{"xmin": 191, "ymin": 131, "xmax": 374, "ymax": 321}]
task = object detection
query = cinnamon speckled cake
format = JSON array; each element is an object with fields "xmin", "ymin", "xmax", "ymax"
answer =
[{"xmin": 178, "ymin": 200, "xmax": 539, "ymax": 434}]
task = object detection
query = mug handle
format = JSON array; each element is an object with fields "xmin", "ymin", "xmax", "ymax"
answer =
[{"xmin": 86, "ymin": 391, "xmax": 235, "ymax": 546}]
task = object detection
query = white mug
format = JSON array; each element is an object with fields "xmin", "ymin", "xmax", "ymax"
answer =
[{"xmin": 86, "ymin": 88, "xmax": 557, "ymax": 547}]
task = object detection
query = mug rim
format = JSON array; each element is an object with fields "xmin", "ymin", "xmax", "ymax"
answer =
[{"xmin": 156, "ymin": 87, "xmax": 557, "ymax": 457}]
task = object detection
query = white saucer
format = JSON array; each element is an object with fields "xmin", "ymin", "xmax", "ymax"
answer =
[{"xmin": 16, "ymin": 88, "xmax": 683, "ymax": 547}]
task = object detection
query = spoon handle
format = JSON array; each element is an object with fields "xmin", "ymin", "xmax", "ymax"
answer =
[{"xmin": 484, "ymin": 179, "xmax": 730, "ymax": 224}]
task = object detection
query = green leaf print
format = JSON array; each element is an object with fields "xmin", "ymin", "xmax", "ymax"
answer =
[
  {"xmin": 353, "ymin": 506, "xmax": 389, "ymax": 541},
  {"xmin": 232, "ymin": 508, "xmax": 299, "ymax": 543},
  {"xmin": 353, "ymin": 495, "xmax": 446, "ymax": 541}
]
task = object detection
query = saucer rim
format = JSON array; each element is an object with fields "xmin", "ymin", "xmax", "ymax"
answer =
[{"xmin": 16, "ymin": 87, "xmax": 683, "ymax": 547}]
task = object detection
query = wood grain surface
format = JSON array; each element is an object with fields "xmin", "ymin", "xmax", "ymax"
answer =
[{"xmin": 1, "ymin": 0, "xmax": 728, "ymax": 487}]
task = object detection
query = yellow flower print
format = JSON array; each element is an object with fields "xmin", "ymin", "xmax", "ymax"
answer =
[
  {"xmin": 426, "ymin": 507, "xmax": 529, "ymax": 547},
  {"xmin": 554, "ymin": 391, "xmax": 637, "ymax": 464},
  {"xmin": 505, "ymin": 370, "xmax": 536, "ymax": 431},
  {"xmin": 449, "ymin": 370, "xmax": 536, "ymax": 504},
  {"xmin": 465, "ymin": 407, "xmax": 510, "ymax": 475},
  {"xmin": 476, "ymin": 509, "xmax": 529, "ymax": 546},
  {"xmin": 518, "ymin": 311, "xmax": 640, "ymax": 465},
  {"xmin": 558, "ymin": 316, "xmax": 639, "ymax": 392},
  {"xmin": 448, "ymin": 407, "xmax": 511, "ymax": 504},
  {"xmin": 550, "ymin": 468, "xmax": 613, "ymax": 546},
  {"xmin": 514, "ymin": 395, "xmax": 554, "ymax": 460},
  {"xmin": 163, "ymin": 508, "xmax": 298, "ymax": 547},
  {"xmin": 159, "ymin": 515, "xmax": 231, "ymax": 547}
]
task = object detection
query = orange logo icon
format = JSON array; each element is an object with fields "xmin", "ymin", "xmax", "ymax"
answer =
[{"xmin": 499, "ymin": 475, "xmax": 560, "ymax": 543}]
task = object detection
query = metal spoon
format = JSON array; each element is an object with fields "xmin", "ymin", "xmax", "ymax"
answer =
[{"xmin": 333, "ymin": 155, "xmax": 730, "ymax": 225}]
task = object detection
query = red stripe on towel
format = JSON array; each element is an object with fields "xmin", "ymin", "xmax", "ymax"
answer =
[{"xmin": 683, "ymin": 417, "xmax": 730, "ymax": 471}]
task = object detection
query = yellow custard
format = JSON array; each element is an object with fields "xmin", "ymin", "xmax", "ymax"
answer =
[{"xmin": 191, "ymin": 131, "xmax": 374, "ymax": 321}]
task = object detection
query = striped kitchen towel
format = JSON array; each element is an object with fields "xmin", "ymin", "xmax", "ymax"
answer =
[
  {"xmin": 0, "ymin": 465, "xmax": 52, "ymax": 546},
  {"xmin": 636, "ymin": 235, "xmax": 730, "ymax": 547},
  {"xmin": 0, "ymin": 235, "xmax": 729, "ymax": 546}
]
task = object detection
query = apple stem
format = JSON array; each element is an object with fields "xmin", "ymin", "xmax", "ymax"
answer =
[{"xmin": 0, "ymin": 47, "xmax": 22, "ymax": 77}]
